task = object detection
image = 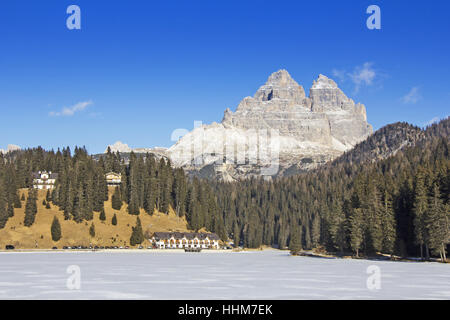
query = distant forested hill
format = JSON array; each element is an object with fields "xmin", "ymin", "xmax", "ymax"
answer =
[
  {"xmin": 330, "ymin": 118, "xmax": 448, "ymax": 167},
  {"xmin": 211, "ymin": 117, "xmax": 449, "ymax": 260},
  {"xmin": 1, "ymin": 118, "xmax": 448, "ymax": 259},
  {"xmin": 330, "ymin": 122, "xmax": 424, "ymax": 166},
  {"xmin": 0, "ymin": 147, "xmax": 227, "ymax": 245}
]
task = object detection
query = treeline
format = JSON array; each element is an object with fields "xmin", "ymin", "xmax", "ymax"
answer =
[
  {"xmin": 106, "ymin": 150, "xmax": 226, "ymax": 239},
  {"xmin": 0, "ymin": 146, "xmax": 226, "ymax": 241},
  {"xmin": 0, "ymin": 158, "xmax": 22, "ymax": 228},
  {"xmin": 211, "ymin": 119, "xmax": 449, "ymax": 259},
  {"xmin": 1, "ymin": 118, "xmax": 448, "ymax": 258}
]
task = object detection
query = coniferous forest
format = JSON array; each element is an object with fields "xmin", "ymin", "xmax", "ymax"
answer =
[
  {"xmin": 0, "ymin": 118, "xmax": 448, "ymax": 260},
  {"xmin": 212, "ymin": 120, "xmax": 449, "ymax": 261}
]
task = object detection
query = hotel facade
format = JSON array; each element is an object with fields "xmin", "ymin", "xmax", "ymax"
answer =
[
  {"xmin": 32, "ymin": 171, "xmax": 58, "ymax": 190},
  {"xmin": 150, "ymin": 232, "xmax": 220, "ymax": 249}
]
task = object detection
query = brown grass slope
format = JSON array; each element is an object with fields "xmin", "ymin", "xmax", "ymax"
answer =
[{"xmin": 0, "ymin": 188, "xmax": 189, "ymax": 249}]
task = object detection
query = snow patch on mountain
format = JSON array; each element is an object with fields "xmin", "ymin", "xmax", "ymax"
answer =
[{"xmin": 167, "ymin": 69, "xmax": 373, "ymax": 180}]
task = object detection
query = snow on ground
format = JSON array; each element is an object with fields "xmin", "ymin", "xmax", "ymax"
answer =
[{"xmin": 0, "ymin": 250, "xmax": 448, "ymax": 300}]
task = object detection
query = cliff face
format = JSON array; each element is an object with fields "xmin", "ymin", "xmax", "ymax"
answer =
[{"xmin": 168, "ymin": 70, "xmax": 373, "ymax": 180}]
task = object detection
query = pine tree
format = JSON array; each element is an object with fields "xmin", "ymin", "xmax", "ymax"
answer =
[
  {"xmin": 99, "ymin": 207, "xmax": 106, "ymax": 221},
  {"xmin": 413, "ymin": 168, "xmax": 429, "ymax": 259},
  {"xmin": 89, "ymin": 223, "xmax": 96, "ymax": 237},
  {"xmin": 51, "ymin": 216, "xmax": 62, "ymax": 241},
  {"xmin": 112, "ymin": 213, "xmax": 118, "ymax": 226},
  {"xmin": 24, "ymin": 189, "xmax": 38, "ymax": 227},
  {"xmin": 289, "ymin": 224, "xmax": 302, "ymax": 255},
  {"xmin": 233, "ymin": 222, "xmax": 241, "ymax": 248},
  {"xmin": 130, "ymin": 216, "xmax": 144, "ymax": 246},
  {"xmin": 144, "ymin": 178, "xmax": 156, "ymax": 215},
  {"xmin": 13, "ymin": 192, "xmax": 21, "ymax": 208},
  {"xmin": 349, "ymin": 208, "xmax": 364, "ymax": 257},
  {"xmin": 381, "ymin": 190, "xmax": 396, "ymax": 255},
  {"xmin": 0, "ymin": 184, "xmax": 8, "ymax": 229},
  {"xmin": 310, "ymin": 214, "xmax": 321, "ymax": 249},
  {"xmin": 366, "ymin": 185, "xmax": 383, "ymax": 254},
  {"xmin": 329, "ymin": 199, "xmax": 346, "ymax": 253},
  {"xmin": 127, "ymin": 152, "xmax": 141, "ymax": 215},
  {"xmin": 111, "ymin": 186, "xmax": 122, "ymax": 210},
  {"xmin": 426, "ymin": 183, "xmax": 449, "ymax": 262}
]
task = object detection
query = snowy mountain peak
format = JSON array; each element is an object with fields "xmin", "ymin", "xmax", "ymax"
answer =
[
  {"xmin": 168, "ymin": 69, "xmax": 373, "ymax": 180},
  {"xmin": 265, "ymin": 69, "xmax": 297, "ymax": 86},
  {"xmin": 311, "ymin": 74, "xmax": 338, "ymax": 90},
  {"xmin": 0, "ymin": 144, "xmax": 21, "ymax": 154},
  {"xmin": 105, "ymin": 141, "xmax": 132, "ymax": 153},
  {"xmin": 253, "ymin": 69, "xmax": 306, "ymax": 103}
]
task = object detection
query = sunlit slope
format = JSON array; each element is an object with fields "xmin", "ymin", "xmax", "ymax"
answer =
[{"xmin": 0, "ymin": 188, "xmax": 189, "ymax": 249}]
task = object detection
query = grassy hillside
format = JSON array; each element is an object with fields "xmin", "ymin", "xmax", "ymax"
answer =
[{"xmin": 0, "ymin": 187, "xmax": 189, "ymax": 249}]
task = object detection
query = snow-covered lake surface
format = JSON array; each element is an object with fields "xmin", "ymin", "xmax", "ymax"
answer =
[{"xmin": 0, "ymin": 250, "xmax": 448, "ymax": 299}]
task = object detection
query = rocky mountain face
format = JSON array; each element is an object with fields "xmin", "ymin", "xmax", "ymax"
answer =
[
  {"xmin": 105, "ymin": 141, "xmax": 168, "ymax": 156},
  {"xmin": 330, "ymin": 122, "xmax": 425, "ymax": 167},
  {"xmin": 103, "ymin": 141, "xmax": 168, "ymax": 164},
  {"xmin": 330, "ymin": 117, "xmax": 450, "ymax": 168},
  {"xmin": 105, "ymin": 141, "xmax": 132, "ymax": 153},
  {"xmin": 0, "ymin": 144, "xmax": 21, "ymax": 155},
  {"xmin": 168, "ymin": 70, "xmax": 373, "ymax": 181}
]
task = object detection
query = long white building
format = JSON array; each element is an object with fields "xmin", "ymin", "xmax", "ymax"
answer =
[
  {"xmin": 32, "ymin": 171, "xmax": 58, "ymax": 190},
  {"xmin": 150, "ymin": 232, "xmax": 220, "ymax": 249}
]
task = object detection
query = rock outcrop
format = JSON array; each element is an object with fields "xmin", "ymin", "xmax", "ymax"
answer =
[
  {"xmin": 168, "ymin": 70, "xmax": 373, "ymax": 180},
  {"xmin": 0, "ymin": 144, "xmax": 21, "ymax": 154},
  {"xmin": 105, "ymin": 141, "xmax": 132, "ymax": 153}
]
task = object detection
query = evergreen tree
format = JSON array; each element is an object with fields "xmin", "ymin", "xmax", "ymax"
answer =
[
  {"xmin": 366, "ymin": 185, "xmax": 383, "ymax": 254},
  {"xmin": 144, "ymin": 178, "xmax": 156, "ymax": 215},
  {"xmin": 24, "ymin": 189, "xmax": 38, "ymax": 227},
  {"xmin": 289, "ymin": 224, "xmax": 302, "ymax": 255},
  {"xmin": 112, "ymin": 213, "xmax": 118, "ymax": 226},
  {"xmin": 329, "ymin": 199, "xmax": 346, "ymax": 253},
  {"xmin": 99, "ymin": 207, "xmax": 106, "ymax": 221},
  {"xmin": 426, "ymin": 183, "xmax": 449, "ymax": 262},
  {"xmin": 13, "ymin": 192, "xmax": 22, "ymax": 208},
  {"xmin": 89, "ymin": 223, "xmax": 96, "ymax": 237},
  {"xmin": 381, "ymin": 190, "xmax": 396, "ymax": 255},
  {"xmin": 0, "ymin": 184, "xmax": 8, "ymax": 229},
  {"xmin": 51, "ymin": 216, "xmax": 62, "ymax": 241},
  {"xmin": 130, "ymin": 217, "xmax": 144, "ymax": 245},
  {"xmin": 349, "ymin": 208, "xmax": 364, "ymax": 257},
  {"xmin": 111, "ymin": 186, "xmax": 122, "ymax": 210},
  {"xmin": 310, "ymin": 215, "xmax": 321, "ymax": 249},
  {"xmin": 413, "ymin": 168, "xmax": 429, "ymax": 259}
]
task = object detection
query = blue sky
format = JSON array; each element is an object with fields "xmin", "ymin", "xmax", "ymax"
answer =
[{"xmin": 1, "ymin": 0, "xmax": 449, "ymax": 153}]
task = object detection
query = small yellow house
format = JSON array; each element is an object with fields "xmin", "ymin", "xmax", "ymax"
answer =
[{"xmin": 105, "ymin": 172, "xmax": 121, "ymax": 186}]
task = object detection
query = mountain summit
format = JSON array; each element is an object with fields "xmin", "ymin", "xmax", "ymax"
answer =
[{"xmin": 168, "ymin": 70, "xmax": 373, "ymax": 180}]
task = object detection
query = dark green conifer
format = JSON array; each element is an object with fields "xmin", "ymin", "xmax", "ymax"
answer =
[
  {"xmin": 51, "ymin": 216, "xmax": 62, "ymax": 241},
  {"xmin": 130, "ymin": 217, "xmax": 144, "ymax": 246}
]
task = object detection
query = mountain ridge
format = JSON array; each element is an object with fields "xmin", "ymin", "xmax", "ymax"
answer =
[{"xmin": 168, "ymin": 69, "xmax": 373, "ymax": 181}]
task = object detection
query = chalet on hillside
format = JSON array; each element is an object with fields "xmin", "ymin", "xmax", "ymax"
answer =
[
  {"xmin": 32, "ymin": 171, "xmax": 58, "ymax": 190},
  {"xmin": 106, "ymin": 172, "xmax": 121, "ymax": 186},
  {"xmin": 150, "ymin": 232, "xmax": 220, "ymax": 249}
]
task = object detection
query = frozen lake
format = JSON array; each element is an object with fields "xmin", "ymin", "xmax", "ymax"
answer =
[{"xmin": 0, "ymin": 250, "xmax": 448, "ymax": 299}]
